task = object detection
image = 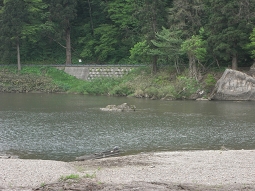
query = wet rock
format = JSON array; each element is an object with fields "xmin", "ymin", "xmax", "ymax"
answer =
[{"xmin": 100, "ymin": 103, "xmax": 136, "ymax": 111}]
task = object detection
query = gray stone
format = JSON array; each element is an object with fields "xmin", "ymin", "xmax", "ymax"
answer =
[
  {"xmin": 100, "ymin": 103, "xmax": 136, "ymax": 111},
  {"xmin": 210, "ymin": 69, "xmax": 255, "ymax": 101}
]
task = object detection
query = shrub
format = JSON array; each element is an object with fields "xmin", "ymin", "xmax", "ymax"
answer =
[
  {"xmin": 205, "ymin": 74, "xmax": 216, "ymax": 87},
  {"xmin": 144, "ymin": 87, "xmax": 159, "ymax": 98},
  {"xmin": 158, "ymin": 85, "xmax": 176, "ymax": 99},
  {"xmin": 174, "ymin": 76, "xmax": 200, "ymax": 99},
  {"xmin": 109, "ymin": 84, "xmax": 134, "ymax": 96}
]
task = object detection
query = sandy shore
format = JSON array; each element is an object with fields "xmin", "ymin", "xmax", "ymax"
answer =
[{"xmin": 1, "ymin": 150, "xmax": 255, "ymax": 190}]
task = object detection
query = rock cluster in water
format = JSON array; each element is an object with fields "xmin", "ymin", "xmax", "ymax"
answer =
[{"xmin": 100, "ymin": 103, "xmax": 136, "ymax": 111}]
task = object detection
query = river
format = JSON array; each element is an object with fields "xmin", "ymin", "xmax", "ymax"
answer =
[{"xmin": 0, "ymin": 93, "xmax": 255, "ymax": 161}]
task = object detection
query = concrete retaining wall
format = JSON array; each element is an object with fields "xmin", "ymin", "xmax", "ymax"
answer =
[{"xmin": 56, "ymin": 66, "xmax": 134, "ymax": 80}]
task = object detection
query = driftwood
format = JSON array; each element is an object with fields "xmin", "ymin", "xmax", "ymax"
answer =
[
  {"xmin": 0, "ymin": 155, "xmax": 19, "ymax": 159},
  {"xmin": 75, "ymin": 147, "xmax": 120, "ymax": 161}
]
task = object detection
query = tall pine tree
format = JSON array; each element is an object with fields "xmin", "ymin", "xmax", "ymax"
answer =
[
  {"xmin": 0, "ymin": 0, "xmax": 29, "ymax": 70},
  {"xmin": 133, "ymin": 0, "xmax": 169, "ymax": 73},
  {"xmin": 205, "ymin": 0, "xmax": 255, "ymax": 69},
  {"xmin": 168, "ymin": 0, "xmax": 205, "ymax": 78},
  {"xmin": 45, "ymin": 0, "xmax": 77, "ymax": 65}
]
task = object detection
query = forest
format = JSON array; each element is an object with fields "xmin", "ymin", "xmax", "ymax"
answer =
[{"xmin": 1, "ymin": 0, "xmax": 255, "ymax": 78}]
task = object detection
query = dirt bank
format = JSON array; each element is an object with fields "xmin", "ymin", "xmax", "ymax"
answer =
[{"xmin": 1, "ymin": 150, "xmax": 255, "ymax": 191}]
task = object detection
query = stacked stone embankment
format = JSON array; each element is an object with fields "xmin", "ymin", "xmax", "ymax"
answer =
[{"xmin": 58, "ymin": 66, "xmax": 133, "ymax": 80}]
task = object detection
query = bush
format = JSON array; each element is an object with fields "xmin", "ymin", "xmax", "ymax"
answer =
[
  {"xmin": 109, "ymin": 83, "xmax": 134, "ymax": 96},
  {"xmin": 205, "ymin": 74, "xmax": 216, "ymax": 87},
  {"xmin": 158, "ymin": 85, "xmax": 176, "ymax": 99},
  {"xmin": 84, "ymin": 77, "xmax": 122, "ymax": 95},
  {"xmin": 144, "ymin": 87, "xmax": 158, "ymax": 98},
  {"xmin": 174, "ymin": 76, "xmax": 200, "ymax": 99}
]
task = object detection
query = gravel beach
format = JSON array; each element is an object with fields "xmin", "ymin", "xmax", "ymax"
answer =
[{"xmin": 1, "ymin": 150, "xmax": 255, "ymax": 190}]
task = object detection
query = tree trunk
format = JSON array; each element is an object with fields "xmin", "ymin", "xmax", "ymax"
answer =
[
  {"xmin": 88, "ymin": 0, "xmax": 94, "ymax": 35},
  {"xmin": 188, "ymin": 53, "xmax": 197, "ymax": 79},
  {"xmin": 17, "ymin": 41, "xmax": 21, "ymax": 71},
  {"xmin": 232, "ymin": 54, "xmax": 238, "ymax": 70},
  {"xmin": 65, "ymin": 27, "xmax": 72, "ymax": 65},
  {"xmin": 152, "ymin": 55, "xmax": 158, "ymax": 74}
]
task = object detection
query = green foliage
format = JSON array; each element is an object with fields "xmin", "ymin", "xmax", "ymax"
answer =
[
  {"xmin": 205, "ymin": 74, "xmax": 216, "ymax": 87},
  {"xmin": 174, "ymin": 76, "xmax": 200, "ymax": 98},
  {"xmin": 48, "ymin": 0, "xmax": 77, "ymax": 27},
  {"xmin": 246, "ymin": 28, "xmax": 255, "ymax": 58},
  {"xmin": 93, "ymin": 24, "xmax": 119, "ymax": 62},
  {"xmin": 1, "ymin": 65, "xmax": 220, "ymax": 99},
  {"xmin": 157, "ymin": 85, "xmax": 176, "ymax": 99},
  {"xmin": 44, "ymin": 67, "xmax": 85, "ymax": 92},
  {"xmin": 144, "ymin": 86, "xmax": 158, "ymax": 98},
  {"xmin": 203, "ymin": 73, "xmax": 217, "ymax": 93},
  {"xmin": 1, "ymin": 0, "xmax": 255, "ymax": 70},
  {"xmin": 129, "ymin": 41, "xmax": 150, "ymax": 64},
  {"xmin": 168, "ymin": 0, "xmax": 204, "ymax": 38},
  {"xmin": 83, "ymin": 77, "xmax": 122, "ymax": 95},
  {"xmin": 181, "ymin": 29, "xmax": 207, "ymax": 63},
  {"xmin": 84, "ymin": 172, "xmax": 96, "ymax": 179},
  {"xmin": 151, "ymin": 27, "xmax": 183, "ymax": 58},
  {"xmin": 109, "ymin": 83, "xmax": 134, "ymax": 96},
  {"xmin": 40, "ymin": 182, "xmax": 46, "ymax": 187},
  {"xmin": 19, "ymin": 66, "xmax": 45, "ymax": 75},
  {"xmin": 205, "ymin": 0, "xmax": 255, "ymax": 68},
  {"xmin": 107, "ymin": 0, "xmax": 137, "ymax": 29}
]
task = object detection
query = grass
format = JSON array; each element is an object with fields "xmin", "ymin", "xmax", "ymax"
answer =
[
  {"xmin": 84, "ymin": 172, "xmax": 96, "ymax": 179},
  {"xmin": 40, "ymin": 182, "xmax": 46, "ymax": 187},
  {"xmin": 0, "ymin": 65, "xmax": 221, "ymax": 99},
  {"xmin": 60, "ymin": 174, "xmax": 80, "ymax": 181}
]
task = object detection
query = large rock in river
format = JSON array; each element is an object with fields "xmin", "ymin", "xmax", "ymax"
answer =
[
  {"xmin": 100, "ymin": 103, "xmax": 136, "ymax": 111},
  {"xmin": 210, "ymin": 69, "xmax": 255, "ymax": 101}
]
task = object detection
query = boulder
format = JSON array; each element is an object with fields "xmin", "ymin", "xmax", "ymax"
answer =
[
  {"xmin": 210, "ymin": 69, "xmax": 255, "ymax": 101},
  {"xmin": 100, "ymin": 103, "xmax": 136, "ymax": 111}
]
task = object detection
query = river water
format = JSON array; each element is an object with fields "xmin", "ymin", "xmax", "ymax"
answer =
[{"xmin": 0, "ymin": 93, "xmax": 255, "ymax": 161}]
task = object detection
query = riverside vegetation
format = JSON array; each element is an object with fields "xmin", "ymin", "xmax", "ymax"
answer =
[{"xmin": 0, "ymin": 65, "xmax": 221, "ymax": 100}]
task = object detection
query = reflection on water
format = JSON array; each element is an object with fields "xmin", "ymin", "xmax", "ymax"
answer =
[{"xmin": 0, "ymin": 93, "xmax": 255, "ymax": 161}]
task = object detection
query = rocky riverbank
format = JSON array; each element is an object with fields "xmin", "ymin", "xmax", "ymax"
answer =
[
  {"xmin": 0, "ymin": 70, "xmax": 63, "ymax": 93},
  {"xmin": 1, "ymin": 150, "xmax": 255, "ymax": 191}
]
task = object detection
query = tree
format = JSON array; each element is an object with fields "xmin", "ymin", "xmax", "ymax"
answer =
[
  {"xmin": 246, "ymin": 28, "xmax": 255, "ymax": 59},
  {"xmin": 205, "ymin": 0, "xmax": 255, "ymax": 70},
  {"xmin": 106, "ymin": 0, "xmax": 137, "ymax": 30},
  {"xmin": 167, "ymin": 0, "xmax": 205, "ymax": 77},
  {"xmin": 181, "ymin": 28, "xmax": 207, "ymax": 79},
  {"xmin": 151, "ymin": 27, "xmax": 183, "ymax": 73},
  {"xmin": 79, "ymin": 0, "xmax": 138, "ymax": 64},
  {"xmin": 133, "ymin": 0, "xmax": 169, "ymax": 73},
  {"xmin": 0, "ymin": 0, "xmax": 29, "ymax": 70},
  {"xmin": 129, "ymin": 40, "xmax": 150, "ymax": 64},
  {"xmin": 45, "ymin": 0, "xmax": 77, "ymax": 65},
  {"xmin": 168, "ymin": 0, "xmax": 204, "ymax": 38}
]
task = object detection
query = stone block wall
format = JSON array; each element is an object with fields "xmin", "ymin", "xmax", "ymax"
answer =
[
  {"xmin": 87, "ymin": 67, "xmax": 132, "ymax": 80},
  {"xmin": 56, "ymin": 66, "xmax": 133, "ymax": 80}
]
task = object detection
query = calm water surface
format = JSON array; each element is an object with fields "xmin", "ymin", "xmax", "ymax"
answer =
[{"xmin": 0, "ymin": 93, "xmax": 255, "ymax": 161}]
